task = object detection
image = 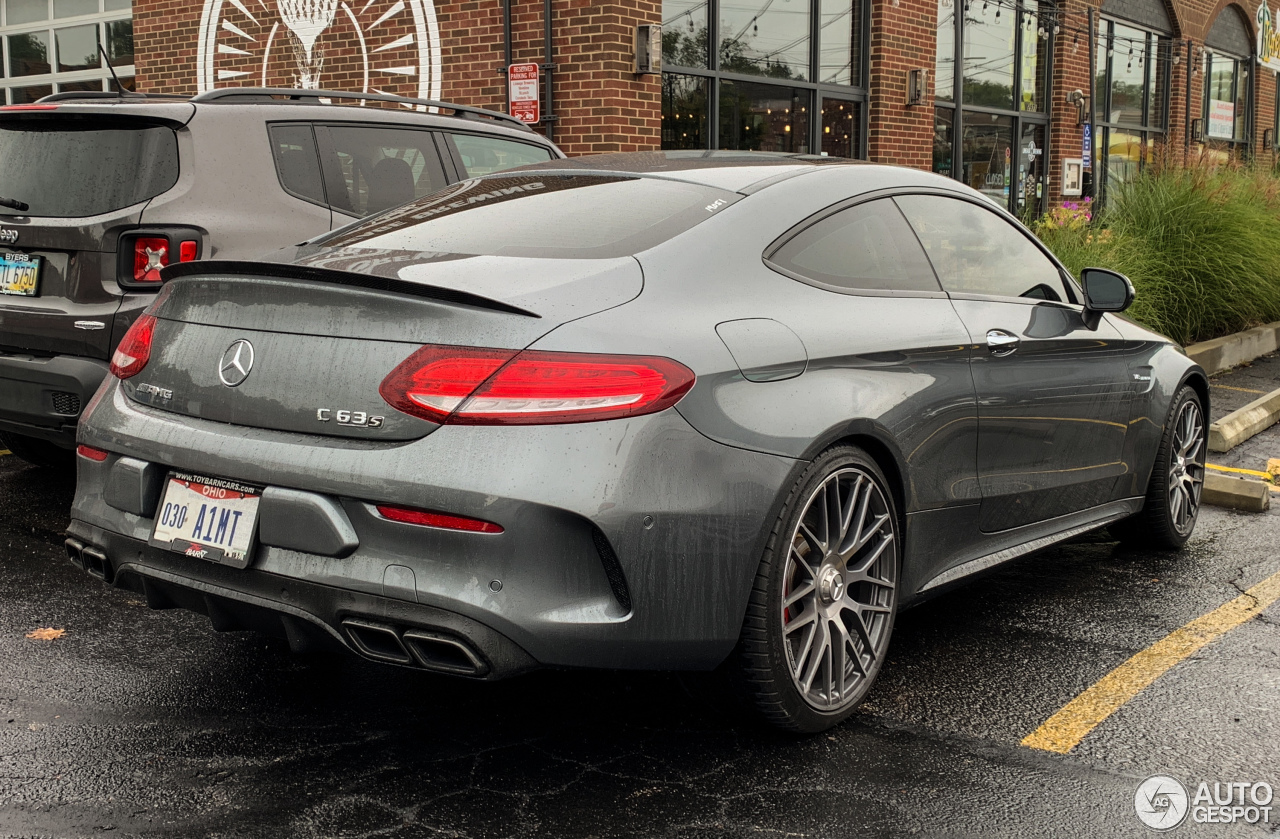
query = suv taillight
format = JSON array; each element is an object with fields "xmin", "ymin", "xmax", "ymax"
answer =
[
  {"xmin": 118, "ymin": 228, "xmax": 203, "ymax": 289},
  {"xmin": 379, "ymin": 344, "xmax": 695, "ymax": 425},
  {"xmin": 110, "ymin": 315, "xmax": 156, "ymax": 379}
]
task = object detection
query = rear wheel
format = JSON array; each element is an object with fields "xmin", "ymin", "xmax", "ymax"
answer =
[
  {"xmin": 1111, "ymin": 384, "xmax": 1206, "ymax": 550},
  {"xmin": 733, "ymin": 446, "xmax": 899, "ymax": 733},
  {"xmin": 0, "ymin": 432, "xmax": 74, "ymax": 469}
]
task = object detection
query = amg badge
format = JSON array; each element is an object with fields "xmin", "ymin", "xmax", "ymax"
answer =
[{"xmin": 316, "ymin": 409, "xmax": 384, "ymax": 428}]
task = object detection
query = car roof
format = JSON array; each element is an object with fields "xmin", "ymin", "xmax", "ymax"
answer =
[
  {"xmin": 0, "ymin": 90, "xmax": 555, "ymax": 146},
  {"xmin": 508, "ymin": 150, "xmax": 886, "ymax": 192}
]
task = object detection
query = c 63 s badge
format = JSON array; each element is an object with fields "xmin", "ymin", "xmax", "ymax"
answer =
[{"xmin": 317, "ymin": 409, "xmax": 384, "ymax": 428}]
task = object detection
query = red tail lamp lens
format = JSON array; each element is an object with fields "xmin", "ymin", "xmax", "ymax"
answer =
[
  {"xmin": 179, "ymin": 240, "xmax": 198, "ymax": 262},
  {"xmin": 376, "ymin": 505, "xmax": 503, "ymax": 534},
  {"xmin": 379, "ymin": 345, "xmax": 696, "ymax": 425},
  {"xmin": 110, "ymin": 315, "xmax": 156, "ymax": 380},
  {"xmin": 76, "ymin": 445, "xmax": 109, "ymax": 462},
  {"xmin": 133, "ymin": 237, "xmax": 169, "ymax": 282}
]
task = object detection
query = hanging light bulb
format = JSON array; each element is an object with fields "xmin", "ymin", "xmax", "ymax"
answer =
[
  {"xmin": 1038, "ymin": 25, "xmax": 1047, "ymax": 39},
  {"xmin": 1072, "ymin": 33, "xmax": 1079, "ymax": 54},
  {"xmin": 982, "ymin": 1, "xmax": 988, "ymax": 13},
  {"xmin": 1053, "ymin": 23, "xmax": 1060, "ymax": 35},
  {"xmin": 995, "ymin": 6, "xmax": 1001, "ymax": 19}
]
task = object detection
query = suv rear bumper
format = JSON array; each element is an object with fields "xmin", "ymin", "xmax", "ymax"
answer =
[{"xmin": 0, "ymin": 353, "xmax": 107, "ymax": 446}]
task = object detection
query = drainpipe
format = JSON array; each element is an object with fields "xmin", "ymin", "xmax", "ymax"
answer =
[{"xmin": 543, "ymin": 0, "xmax": 556, "ymax": 142}]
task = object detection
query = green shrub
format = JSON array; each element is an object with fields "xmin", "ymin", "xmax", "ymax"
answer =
[{"xmin": 1034, "ymin": 163, "xmax": 1280, "ymax": 345}]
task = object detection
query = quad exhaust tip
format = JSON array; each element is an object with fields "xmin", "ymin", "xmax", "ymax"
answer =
[
  {"xmin": 64, "ymin": 538, "xmax": 112, "ymax": 582},
  {"xmin": 341, "ymin": 618, "xmax": 489, "ymax": 677}
]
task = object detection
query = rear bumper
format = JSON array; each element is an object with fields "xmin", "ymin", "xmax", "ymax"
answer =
[
  {"xmin": 72, "ymin": 381, "xmax": 798, "ymax": 672},
  {"xmin": 64, "ymin": 525, "xmax": 538, "ymax": 679},
  {"xmin": 0, "ymin": 352, "xmax": 108, "ymax": 446}
]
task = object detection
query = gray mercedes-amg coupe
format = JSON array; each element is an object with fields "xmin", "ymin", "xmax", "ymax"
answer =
[{"xmin": 67, "ymin": 151, "xmax": 1207, "ymax": 732}]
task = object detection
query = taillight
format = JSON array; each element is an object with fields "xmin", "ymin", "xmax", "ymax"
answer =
[
  {"xmin": 110, "ymin": 315, "xmax": 156, "ymax": 380},
  {"xmin": 375, "ymin": 504, "xmax": 503, "ymax": 533},
  {"xmin": 179, "ymin": 240, "xmax": 198, "ymax": 262},
  {"xmin": 133, "ymin": 237, "xmax": 169, "ymax": 282},
  {"xmin": 76, "ymin": 444, "xmax": 109, "ymax": 462},
  {"xmin": 379, "ymin": 344, "xmax": 695, "ymax": 425}
]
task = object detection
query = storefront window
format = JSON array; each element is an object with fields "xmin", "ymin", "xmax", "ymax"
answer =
[
  {"xmin": 934, "ymin": 107, "xmax": 954, "ymax": 176},
  {"xmin": 1204, "ymin": 53, "xmax": 1248, "ymax": 143},
  {"xmin": 662, "ymin": 0, "xmax": 867, "ymax": 157},
  {"xmin": 662, "ymin": 0, "xmax": 708, "ymax": 68},
  {"xmin": 819, "ymin": 0, "xmax": 860, "ymax": 86},
  {"xmin": 934, "ymin": 0, "xmax": 1050, "ymax": 214},
  {"xmin": 961, "ymin": 112, "xmax": 1013, "ymax": 204},
  {"xmin": 821, "ymin": 97, "xmax": 859, "ymax": 157},
  {"xmin": 720, "ymin": 0, "xmax": 810, "ymax": 80},
  {"xmin": 719, "ymin": 79, "xmax": 811, "ymax": 152},
  {"xmin": 662, "ymin": 73, "xmax": 709, "ymax": 149},
  {"xmin": 1094, "ymin": 17, "xmax": 1169, "ymax": 204},
  {"xmin": 1, "ymin": 4, "xmax": 134, "ymax": 105},
  {"xmin": 962, "ymin": 1, "xmax": 1015, "ymax": 108}
]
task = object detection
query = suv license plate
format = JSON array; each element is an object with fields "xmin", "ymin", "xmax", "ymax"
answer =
[
  {"xmin": 151, "ymin": 471, "xmax": 262, "ymax": 568},
  {"xmin": 0, "ymin": 252, "xmax": 41, "ymax": 297}
]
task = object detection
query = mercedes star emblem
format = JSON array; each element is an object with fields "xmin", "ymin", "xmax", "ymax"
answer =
[{"xmin": 218, "ymin": 339, "xmax": 255, "ymax": 387}]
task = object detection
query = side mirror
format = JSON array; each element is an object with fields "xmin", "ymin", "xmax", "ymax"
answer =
[{"xmin": 1080, "ymin": 267, "xmax": 1134, "ymax": 329}]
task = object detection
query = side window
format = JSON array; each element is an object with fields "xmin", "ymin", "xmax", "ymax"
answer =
[
  {"xmin": 320, "ymin": 125, "xmax": 448, "ymax": 217},
  {"xmin": 449, "ymin": 133, "xmax": 554, "ymax": 177},
  {"xmin": 894, "ymin": 194, "xmax": 1069, "ymax": 301},
  {"xmin": 268, "ymin": 123, "xmax": 326, "ymax": 206},
  {"xmin": 767, "ymin": 199, "xmax": 941, "ymax": 293}
]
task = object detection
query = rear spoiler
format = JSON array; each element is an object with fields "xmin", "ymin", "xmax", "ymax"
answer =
[{"xmin": 159, "ymin": 260, "xmax": 540, "ymax": 318}]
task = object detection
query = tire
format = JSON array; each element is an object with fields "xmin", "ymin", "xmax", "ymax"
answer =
[
  {"xmin": 732, "ymin": 445, "xmax": 900, "ymax": 733},
  {"xmin": 1110, "ymin": 384, "xmax": 1206, "ymax": 550},
  {"xmin": 0, "ymin": 432, "xmax": 75, "ymax": 470}
]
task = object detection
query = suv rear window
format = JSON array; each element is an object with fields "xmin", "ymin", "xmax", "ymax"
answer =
[
  {"xmin": 318, "ymin": 174, "xmax": 740, "ymax": 259},
  {"xmin": 0, "ymin": 118, "xmax": 179, "ymax": 218}
]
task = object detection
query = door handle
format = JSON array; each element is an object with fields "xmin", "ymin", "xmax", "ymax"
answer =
[{"xmin": 986, "ymin": 329, "xmax": 1020, "ymax": 356}]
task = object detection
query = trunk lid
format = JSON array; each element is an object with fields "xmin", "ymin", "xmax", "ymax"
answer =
[{"xmin": 125, "ymin": 254, "xmax": 642, "ymax": 440}]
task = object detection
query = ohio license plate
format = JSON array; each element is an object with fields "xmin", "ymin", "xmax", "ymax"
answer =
[
  {"xmin": 0, "ymin": 252, "xmax": 41, "ymax": 296},
  {"xmin": 151, "ymin": 471, "xmax": 262, "ymax": 568}
]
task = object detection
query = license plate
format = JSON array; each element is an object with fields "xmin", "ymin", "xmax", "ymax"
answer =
[
  {"xmin": 0, "ymin": 252, "xmax": 41, "ymax": 297},
  {"xmin": 151, "ymin": 471, "xmax": 262, "ymax": 568}
]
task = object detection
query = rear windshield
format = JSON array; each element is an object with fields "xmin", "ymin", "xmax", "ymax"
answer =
[
  {"xmin": 0, "ymin": 118, "xmax": 179, "ymax": 218},
  {"xmin": 315, "ymin": 174, "xmax": 740, "ymax": 259}
]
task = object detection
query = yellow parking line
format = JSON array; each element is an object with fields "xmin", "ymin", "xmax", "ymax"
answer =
[
  {"xmin": 1206, "ymin": 463, "xmax": 1273, "ymax": 479},
  {"xmin": 0, "ymin": 449, "xmax": 9, "ymax": 457},
  {"xmin": 1021, "ymin": 569, "xmax": 1280, "ymax": 754},
  {"xmin": 1211, "ymin": 383, "xmax": 1268, "ymax": 395}
]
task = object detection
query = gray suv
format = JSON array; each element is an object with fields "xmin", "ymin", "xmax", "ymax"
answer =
[{"xmin": 0, "ymin": 87, "xmax": 562, "ymax": 466}]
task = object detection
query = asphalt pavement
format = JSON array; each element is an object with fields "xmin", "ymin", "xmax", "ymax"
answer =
[{"xmin": 1, "ymin": 368, "xmax": 1278, "ymax": 838}]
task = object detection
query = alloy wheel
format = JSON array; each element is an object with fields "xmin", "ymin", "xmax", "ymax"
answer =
[
  {"xmin": 1167, "ymin": 399, "xmax": 1205, "ymax": 535},
  {"xmin": 781, "ymin": 467, "xmax": 897, "ymax": 712}
]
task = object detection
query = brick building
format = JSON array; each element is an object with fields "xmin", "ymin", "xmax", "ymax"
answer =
[{"xmin": 0, "ymin": 0, "xmax": 1275, "ymax": 213}]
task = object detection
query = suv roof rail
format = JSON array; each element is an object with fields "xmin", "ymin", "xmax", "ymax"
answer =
[
  {"xmin": 37, "ymin": 90, "xmax": 190, "ymax": 104},
  {"xmin": 189, "ymin": 87, "xmax": 532, "ymax": 130}
]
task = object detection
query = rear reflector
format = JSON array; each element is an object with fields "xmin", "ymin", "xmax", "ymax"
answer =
[
  {"xmin": 110, "ymin": 315, "xmax": 156, "ymax": 380},
  {"xmin": 179, "ymin": 240, "xmax": 198, "ymax": 262},
  {"xmin": 133, "ymin": 237, "xmax": 169, "ymax": 282},
  {"xmin": 0, "ymin": 104, "xmax": 58, "ymax": 111},
  {"xmin": 375, "ymin": 505, "xmax": 503, "ymax": 534},
  {"xmin": 76, "ymin": 445, "xmax": 109, "ymax": 462},
  {"xmin": 380, "ymin": 345, "xmax": 695, "ymax": 425}
]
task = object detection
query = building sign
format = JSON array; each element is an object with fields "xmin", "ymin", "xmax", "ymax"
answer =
[
  {"xmin": 196, "ymin": 0, "xmax": 442, "ymax": 99},
  {"xmin": 1259, "ymin": 2, "xmax": 1280, "ymax": 71},
  {"xmin": 1208, "ymin": 99, "xmax": 1236, "ymax": 138},
  {"xmin": 1082, "ymin": 124, "xmax": 1092, "ymax": 169},
  {"xmin": 507, "ymin": 62, "xmax": 541, "ymax": 124}
]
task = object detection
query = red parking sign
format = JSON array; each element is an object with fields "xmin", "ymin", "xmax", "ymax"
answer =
[{"xmin": 508, "ymin": 63, "xmax": 540, "ymax": 124}]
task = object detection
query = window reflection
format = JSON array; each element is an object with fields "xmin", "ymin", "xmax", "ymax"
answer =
[
  {"xmin": 962, "ymin": 111, "xmax": 1013, "ymax": 204},
  {"xmin": 933, "ymin": 107, "xmax": 954, "ymax": 175},
  {"xmin": 1109, "ymin": 23, "xmax": 1146, "ymax": 126},
  {"xmin": 819, "ymin": 0, "xmax": 860, "ymax": 85},
  {"xmin": 821, "ymin": 97, "xmax": 858, "ymax": 157},
  {"xmin": 962, "ymin": 0, "xmax": 1015, "ymax": 108},
  {"xmin": 662, "ymin": 0, "xmax": 708, "ymax": 68},
  {"xmin": 936, "ymin": 0, "xmax": 955, "ymax": 100},
  {"xmin": 720, "ymin": 0, "xmax": 810, "ymax": 80}
]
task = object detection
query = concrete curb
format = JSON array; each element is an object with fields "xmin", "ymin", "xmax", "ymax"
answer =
[
  {"xmin": 1185, "ymin": 321, "xmax": 1280, "ymax": 376},
  {"xmin": 1202, "ymin": 472, "xmax": 1271, "ymax": 512},
  {"xmin": 1208, "ymin": 387, "xmax": 1280, "ymax": 452}
]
